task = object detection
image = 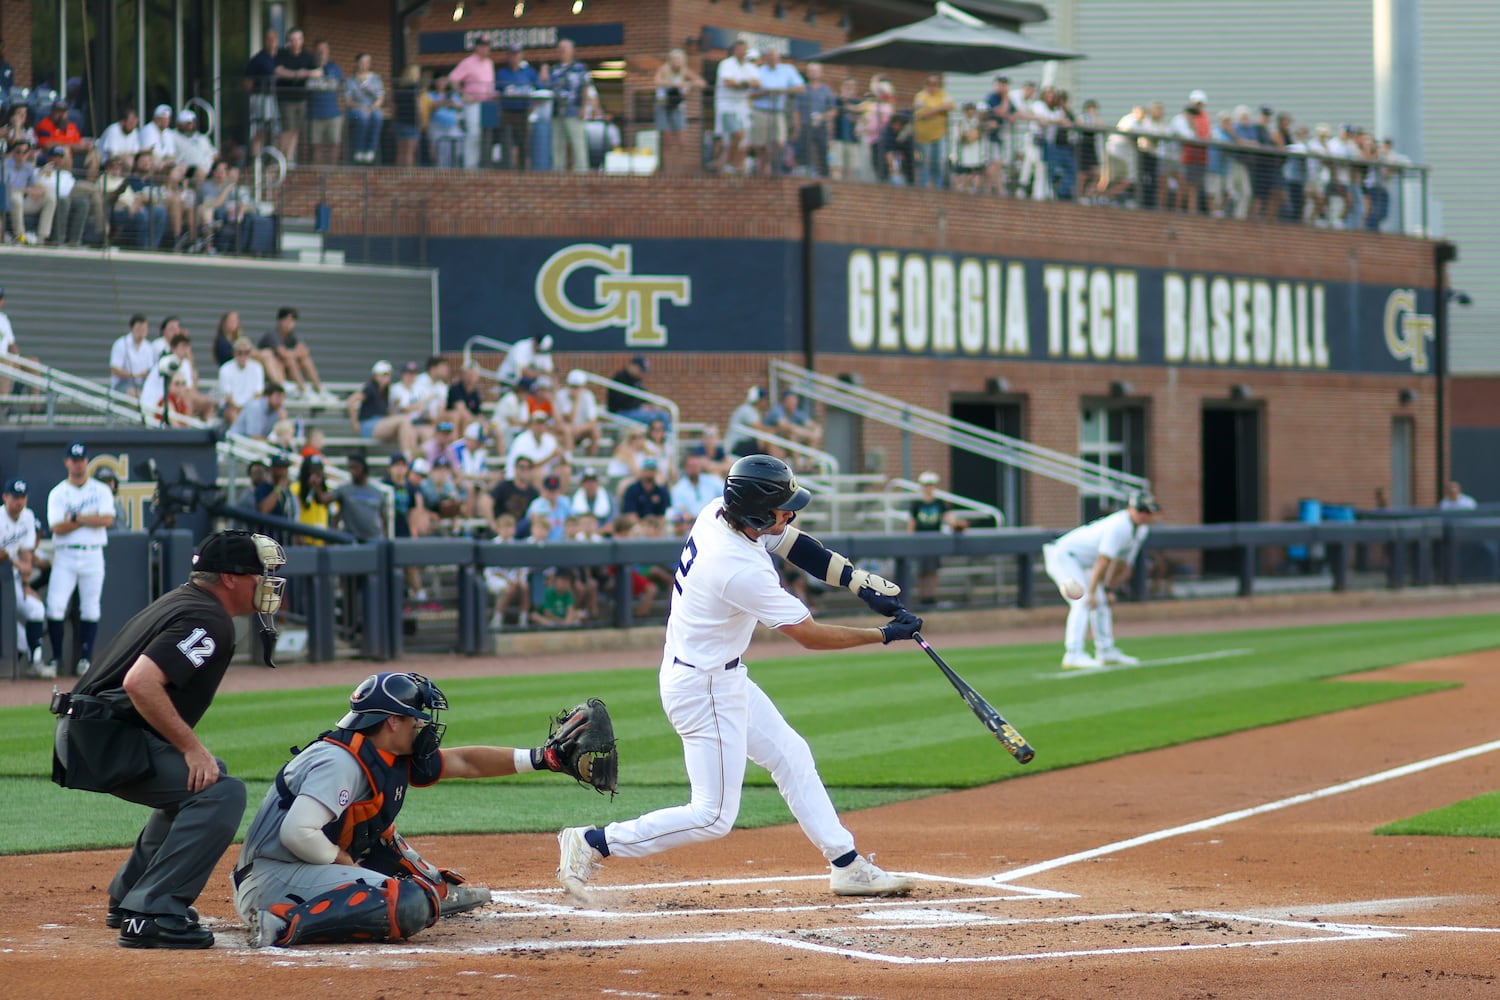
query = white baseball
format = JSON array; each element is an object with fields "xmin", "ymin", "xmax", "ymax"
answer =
[{"xmin": 1061, "ymin": 578, "xmax": 1085, "ymax": 601}]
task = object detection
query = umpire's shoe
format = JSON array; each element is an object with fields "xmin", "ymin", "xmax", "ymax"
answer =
[
  {"xmin": 118, "ymin": 912, "xmax": 215, "ymax": 949},
  {"xmin": 107, "ymin": 902, "xmax": 198, "ymax": 929}
]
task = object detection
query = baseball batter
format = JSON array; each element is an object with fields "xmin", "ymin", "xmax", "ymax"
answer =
[
  {"xmin": 1, "ymin": 477, "xmax": 47, "ymax": 671},
  {"xmin": 1042, "ymin": 490, "xmax": 1160, "ymax": 669},
  {"xmin": 558, "ymin": 455, "xmax": 924, "ymax": 898},
  {"xmin": 45, "ymin": 441, "xmax": 116, "ymax": 676}
]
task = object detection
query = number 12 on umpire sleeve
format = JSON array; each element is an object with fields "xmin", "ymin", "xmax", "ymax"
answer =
[{"xmin": 673, "ymin": 536, "xmax": 698, "ymax": 594}]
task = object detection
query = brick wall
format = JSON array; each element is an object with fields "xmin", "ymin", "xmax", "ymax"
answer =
[
  {"xmin": 2, "ymin": 0, "xmax": 34, "ymax": 87},
  {"xmin": 303, "ymin": 0, "xmax": 397, "ymax": 88},
  {"xmin": 1452, "ymin": 377, "xmax": 1500, "ymax": 428}
]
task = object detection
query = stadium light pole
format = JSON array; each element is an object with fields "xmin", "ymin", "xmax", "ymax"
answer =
[{"xmin": 799, "ymin": 182, "xmax": 830, "ymax": 371}]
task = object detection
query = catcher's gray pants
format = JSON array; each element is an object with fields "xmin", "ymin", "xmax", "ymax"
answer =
[
  {"xmin": 233, "ymin": 857, "xmax": 391, "ymax": 921},
  {"xmin": 54, "ymin": 720, "xmax": 246, "ymax": 920}
]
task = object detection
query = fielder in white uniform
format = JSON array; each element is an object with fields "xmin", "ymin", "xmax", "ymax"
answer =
[
  {"xmin": 558, "ymin": 455, "xmax": 924, "ymax": 898},
  {"xmin": 1042, "ymin": 490, "xmax": 1159, "ymax": 669},
  {"xmin": 1, "ymin": 477, "xmax": 47, "ymax": 671},
  {"xmin": 46, "ymin": 441, "xmax": 116, "ymax": 676}
]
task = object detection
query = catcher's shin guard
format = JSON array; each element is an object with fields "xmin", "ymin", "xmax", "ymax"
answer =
[{"xmin": 267, "ymin": 877, "xmax": 441, "ymax": 945}]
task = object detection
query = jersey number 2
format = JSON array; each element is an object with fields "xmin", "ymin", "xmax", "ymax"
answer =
[{"xmin": 672, "ymin": 536, "xmax": 698, "ymax": 594}]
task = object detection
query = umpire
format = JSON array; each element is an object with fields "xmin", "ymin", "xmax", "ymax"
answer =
[{"xmin": 50, "ymin": 529, "xmax": 287, "ymax": 949}]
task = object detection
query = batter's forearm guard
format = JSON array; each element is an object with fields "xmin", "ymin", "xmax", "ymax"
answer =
[{"xmin": 768, "ymin": 525, "xmax": 852, "ymax": 588}]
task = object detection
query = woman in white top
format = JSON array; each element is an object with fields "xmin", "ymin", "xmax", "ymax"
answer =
[
  {"xmin": 605, "ymin": 424, "xmax": 649, "ymax": 483},
  {"xmin": 654, "ymin": 49, "xmax": 706, "ymax": 169}
]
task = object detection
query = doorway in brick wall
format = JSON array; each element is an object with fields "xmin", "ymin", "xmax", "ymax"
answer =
[
  {"xmin": 1201, "ymin": 404, "xmax": 1263, "ymax": 575},
  {"xmin": 951, "ymin": 399, "xmax": 1025, "ymax": 527}
]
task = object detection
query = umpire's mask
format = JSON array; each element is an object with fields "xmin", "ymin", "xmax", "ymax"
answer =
[{"xmin": 192, "ymin": 530, "xmax": 288, "ymax": 665}]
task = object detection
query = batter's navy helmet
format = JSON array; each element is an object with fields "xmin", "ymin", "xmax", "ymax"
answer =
[
  {"xmin": 722, "ymin": 455, "xmax": 810, "ymax": 531},
  {"xmin": 338, "ymin": 672, "xmax": 448, "ymax": 731}
]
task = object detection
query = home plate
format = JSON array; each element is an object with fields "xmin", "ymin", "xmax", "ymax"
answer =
[{"xmin": 1040, "ymin": 648, "xmax": 1254, "ymax": 679}]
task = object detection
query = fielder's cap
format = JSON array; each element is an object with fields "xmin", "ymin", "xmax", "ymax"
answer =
[
  {"xmin": 538, "ymin": 334, "xmax": 554, "ymax": 351},
  {"xmin": 94, "ymin": 467, "xmax": 118, "ymax": 482},
  {"xmin": 338, "ymin": 671, "xmax": 447, "ymax": 730},
  {"xmin": 65, "ymin": 441, "xmax": 87, "ymax": 459},
  {"xmin": 436, "ymin": 420, "xmax": 455, "ymax": 432},
  {"xmin": 566, "ymin": 368, "xmax": 588, "ymax": 387},
  {"xmin": 542, "ymin": 474, "xmax": 561, "ymax": 490},
  {"xmin": 631, "ymin": 354, "xmax": 650, "ymax": 371},
  {"xmin": 2, "ymin": 476, "xmax": 27, "ymax": 496},
  {"xmin": 1128, "ymin": 489, "xmax": 1160, "ymax": 513},
  {"xmin": 641, "ymin": 457, "xmax": 659, "ymax": 470},
  {"xmin": 153, "ymin": 103, "xmax": 172, "ymax": 118},
  {"xmin": 411, "ymin": 457, "xmax": 431, "ymax": 475},
  {"xmin": 177, "ymin": 109, "xmax": 196, "ymax": 124},
  {"xmin": 371, "ymin": 360, "xmax": 392, "ymax": 375},
  {"xmin": 192, "ymin": 529, "xmax": 283, "ymax": 576},
  {"xmin": 270, "ymin": 453, "xmax": 293, "ymax": 467},
  {"xmin": 1188, "ymin": 89, "xmax": 1207, "ymax": 105},
  {"xmin": 918, "ymin": 470, "xmax": 940, "ymax": 485}
]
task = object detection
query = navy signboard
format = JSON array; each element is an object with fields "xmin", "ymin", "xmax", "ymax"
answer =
[
  {"xmin": 421, "ymin": 237, "xmax": 1436, "ymax": 376},
  {"xmin": 419, "ymin": 23, "xmax": 626, "ymax": 55}
]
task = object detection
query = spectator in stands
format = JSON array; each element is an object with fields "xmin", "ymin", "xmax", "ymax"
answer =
[
  {"xmin": 418, "ymin": 457, "xmax": 467, "ymax": 526},
  {"xmin": 344, "ymin": 53, "xmax": 386, "ymax": 164},
  {"xmin": 1439, "ymin": 481, "xmax": 1478, "ymax": 511},
  {"xmin": 527, "ymin": 474, "xmax": 572, "ymax": 542},
  {"xmin": 727, "ymin": 385, "xmax": 775, "ymax": 457},
  {"xmin": 383, "ymin": 453, "xmax": 425, "ymax": 540},
  {"xmin": 275, "ymin": 27, "xmax": 321, "ymax": 166},
  {"xmin": 1206, "ymin": 110, "xmax": 1234, "ymax": 217},
  {"xmin": 1250, "ymin": 107, "xmax": 1281, "ymax": 220},
  {"xmin": 411, "ymin": 354, "xmax": 451, "ymax": 424},
  {"xmin": 832, "ymin": 77, "xmax": 866, "ymax": 182},
  {"xmin": 2, "ymin": 140, "xmax": 55, "ymax": 245},
  {"xmin": 485, "ymin": 512, "xmax": 529, "ymax": 628},
  {"xmin": 654, "ymin": 48, "xmax": 705, "ymax": 172},
  {"xmin": 391, "ymin": 62, "xmax": 423, "ymax": 167},
  {"xmin": 1269, "ymin": 111, "xmax": 1295, "ymax": 223},
  {"xmin": 390, "ymin": 360, "xmax": 423, "ymax": 421},
  {"xmin": 1073, "ymin": 99, "xmax": 1103, "ymax": 202},
  {"xmin": 606, "ymin": 354, "xmax": 670, "ymax": 426},
  {"xmin": 547, "ymin": 39, "xmax": 597, "ymax": 173},
  {"xmin": 307, "ymin": 39, "xmax": 345, "ymax": 166},
  {"xmin": 1172, "ymin": 91, "xmax": 1209, "ymax": 214},
  {"xmin": 1228, "ymin": 107, "xmax": 1259, "ymax": 220},
  {"xmin": 230, "ymin": 381, "xmax": 287, "ymax": 440},
  {"xmin": 765, "ymin": 388, "xmax": 823, "ymax": 453},
  {"xmin": 881, "ymin": 109, "xmax": 916, "ymax": 186},
  {"xmin": 748, "ymin": 48, "xmax": 802, "ymax": 177},
  {"xmin": 1304, "ymin": 123, "xmax": 1333, "ymax": 226},
  {"xmin": 1099, "ymin": 105, "xmax": 1142, "ymax": 204},
  {"xmin": 258, "ymin": 306, "xmax": 327, "ymax": 400},
  {"xmin": 523, "ymin": 373, "xmax": 558, "ymax": 425},
  {"xmin": 641, "ymin": 417, "xmax": 671, "ymax": 471},
  {"xmin": 626, "ymin": 515, "xmax": 675, "ymax": 618},
  {"xmin": 213, "ymin": 311, "xmax": 244, "ymax": 365},
  {"xmin": 292, "ymin": 454, "xmax": 334, "ymax": 543},
  {"xmin": 570, "ymin": 470, "xmax": 614, "ymax": 533},
  {"xmin": 268, "ymin": 418, "xmax": 299, "ymax": 453},
  {"xmin": 605, "ymin": 423, "xmax": 649, "ymax": 484},
  {"xmin": 506, "ymin": 410, "xmax": 561, "ymax": 478},
  {"xmin": 1133, "ymin": 102, "xmax": 1166, "ymax": 210},
  {"xmin": 332, "ymin": 454, "xmax": 387, "ymax": 542},
  {"xmin": 141, "ymin": 331, "xmax": 213, "ymax": 423},
  {"xmin": 557, "ymin": 369, "xmax": 601, "ymax": 455},
  {"xmin": 860, "ymin": 76, "xmax": 895, "ymax": 183},
  {"xmin": 713, "ymin": 38, "xmax": 759, "ymax": 174},
  {"xmin": 951, "ymin": 104, "xmax": 988, "ymax": 195},
  {"xmin": 533, "ymin": 568, "xmax": 583, "ymax": 628},
  {"xmin": 620, "ymin": 457, "xmax": 671, "ymax": 521},
  {"xmin": 447, "ymin": 362, "xmax": 486, "ymax": 437},
  {"xmin": 217, "ymin": 336, "xmax": 265, "ymax": 426},
  {"xmin": 668, "ymin": 452, "xmax": 724, "ymax": 520},
  {"xmin": 491, "ymin": 378, "xmax": 528, "ymax": 450},
  {"xmin": 108, "ymin": 313, "xmax": 156, "ymax": 396},
  {"xmin": 563, "ymin": 513, "xmax": 605, "ymax": 618},
  {"xmin": 300, "ymin": 427, "xmax": 325, "ymax": 459},
  {"xmin": 107, "ymin": 150, "xmax": 168, "ymax": 249},
  {"xmin": 689, "ymin": 424, "xmax": 733, "ymax": 477},
  {"xmin": 497, "ymin": 333, "xmax": 554, "ymax": 384},
  {"xmin": 158, "ymin": 161, "xmax": 197, "ymax": 249},
  {"xmin": 35, "ymin": 100, "xmax": 87, "ymax": 157},
  {"xmin": 346, "ymin": 359, "xmax": 418, "ymax": 458},
  {"xmin": 0, "ymin": 102, "xmax": 32, "ymax": 151},
  {"xmin": 1280, "ymin": 124, "xmax": 1311, "ymax": 224},
  {"xmin": 138, "ymin": 104, "xmax": 179, "ymax": 162},
  {"xmin": 448, "ymin": 37, "xmax": 496, "ymax": 170},
  {"xmin": 195, "ymin": 159, "xmax": 252, "ymax": 245},
  {"xmin": 97, "ymin": 108, "xmax": 141, "ymax": 163},
  {"xmin": 495, "ymin": 44, "xmax": 540, "ymax": 171},
  {"xmin": 172, "ymin": 109, "xmax": 216, "ymax": 178},
  {"xmin": 255, "ymin": 454, "xmax": 300, "ymax": 544},
  {"xmin": 423, "ymin": 419, "xmax": 465, "ymax": 469},
  {"xmin": 794, "ymin": 61, "xmax": 835, "ymax": 178},
  {"xmin": 912, "ymin": 73, "xmax": 954, "ymax": 189},
  {"xmin": 489, "ymin": 455, "xmax": 540, "ymax": 528},
  {"xmin": 424, "ymin": 75, "xmax": 465, "ymax": 167},
  {"xmin": 246, "ymin": 29, "xmax": 281, "ymax": 155},
  {"xmin": 908, "ymin": 470, "xmax": 961, "ymax": 608}
]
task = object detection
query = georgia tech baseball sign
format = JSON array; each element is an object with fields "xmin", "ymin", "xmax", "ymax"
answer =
[{"xmin": 535, "ymin": 243, "xmax": 691, "ymax": 347}]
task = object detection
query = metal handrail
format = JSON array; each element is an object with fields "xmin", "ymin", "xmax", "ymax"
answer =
[
  {"xmin": 0, "ymin": 354, "xmax": 150, "ymax": 424},
  {"xmin": 769, "ymin": 360, "xmax": 1149, "ymax": 503},
  {"xmin": 185, "ymin": 97, "xmax": 216, "ymax": 139},
  {"xmin": 884, "ymin": 478, "xmax": 1005, "ymax": 529},
  {"xmin": 253, "ymin": 146, "xmax": 287, "ymax": 202}
]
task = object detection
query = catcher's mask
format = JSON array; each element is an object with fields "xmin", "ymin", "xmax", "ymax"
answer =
[
  {"xmin": 192, "ymin": 530, "xmax": 287, "ymax": 665},
  {"xmin": 339, "ymin": 672, "xmax": 449, "ymax": 758}
]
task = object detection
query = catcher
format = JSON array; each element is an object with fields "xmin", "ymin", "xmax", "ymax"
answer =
[{"xmin": 234, "ymin": 672, "xmax": 616, "ymax": 947}]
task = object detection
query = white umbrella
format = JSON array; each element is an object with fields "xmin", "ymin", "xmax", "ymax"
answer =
[{"xmin": 811, "ymin": 1, "xmax": 1083, "ymax": 74}]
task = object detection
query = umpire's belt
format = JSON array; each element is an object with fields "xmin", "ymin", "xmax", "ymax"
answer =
[
  {"xmin": 674, "ymin": 656, "xmax": 741, "ymax": 671},
  {"xmin": 232, "ymin": 863, "xmax": 252, "ymax": 888}
]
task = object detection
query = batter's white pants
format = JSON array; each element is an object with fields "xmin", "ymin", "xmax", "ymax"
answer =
[
  {"xmin": 602, "ymin": 656, "xmax": 857, "ymax": 862},
  {"xmin": 46, "ymin": 545, "xmax": 105, "ymax": 621},
  {"xmin": 1042, "ymin": 543, "xmax": 1116, "ymax": 655}
]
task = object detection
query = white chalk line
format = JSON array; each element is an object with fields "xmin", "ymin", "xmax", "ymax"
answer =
[
  {"xmin": 993, "ymin": 736, "xmax": 1500, "ymax": 883},
  {"xmin": 1039, "ymin": 647, "xmax": 1255, "ymax": 679}
]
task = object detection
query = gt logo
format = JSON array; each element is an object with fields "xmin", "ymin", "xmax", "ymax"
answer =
[
  {"xmin": 535, "ymin": 243, "xmax": 691, "ymax": 347},
  {"xmin": 176, "ymin": 627, "xmax": 217, "ymax": 668},
  {"xmin": 1384, "ymin": 288, "xmax": 1434, "ymax": 373}
]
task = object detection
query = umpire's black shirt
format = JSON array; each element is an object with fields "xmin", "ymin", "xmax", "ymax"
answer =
[{"xmin": 73, "ymin": 583, "xmax": 239, "ymax": 736}]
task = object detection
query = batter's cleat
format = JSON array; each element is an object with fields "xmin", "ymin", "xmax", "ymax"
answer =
[
  {"xmin": 117, "ymin": 913, "xmax": 215, "ymax": 949},
  {"xmin": 107, "ymin": 902, "xmax": 198, "ymax": 929},
  {"xmin": 1095, "ymin": 648, "xmax": 1140, "ymax": 666},
  {"xmin": 556, "ymin": 826, "xmax": 602, "ymax": 900},
  {"xmin": 1061, "ymin": 651, "xmax": 1102, "ymax": 670},
  {"xmin": 244, "ymin": 909, "xmax": 288, "ymax": 948},
  {"xmin": 830, "ymin": 854, "xmax": 912, "ymax": 896},
  {"xmin": 439, "ymin": 884, "xmax": 493, "ymax": 916}
]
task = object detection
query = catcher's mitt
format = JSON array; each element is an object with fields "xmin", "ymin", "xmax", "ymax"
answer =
[{"xmin": 540, "ymin": 697, "xmax": 618, "ymax": 797}]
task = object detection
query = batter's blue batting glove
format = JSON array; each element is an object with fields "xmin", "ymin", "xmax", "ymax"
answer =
[
  {"xmin": 858, "ymin": 585, "xmax": 906, "ymax": 618},
  {"xmin": 880, "ymin": 610, "xmax": 923, "ymax": 644}
]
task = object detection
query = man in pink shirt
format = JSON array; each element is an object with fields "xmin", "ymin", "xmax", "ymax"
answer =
[{"xmin": 448, "ymin": 37, "xmax": 497, "ymax": 169}]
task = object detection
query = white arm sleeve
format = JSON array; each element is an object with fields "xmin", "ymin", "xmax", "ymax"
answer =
[{"xmin": 279, "ymin": 794, "xmax": 341, "ymax": 865}]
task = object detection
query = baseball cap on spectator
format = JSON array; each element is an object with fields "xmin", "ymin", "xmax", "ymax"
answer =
[
  {"xmin": 95, "ymin": 467, "xmax": 118, "ymax": 484},
  {"xmin": 542, "ymin": 474, "xmax": 561, "ymax": 490},
  {"xmin": 432, "ymin": 456, "xmax": 451, "ymax": 469},
  {"xmin": 402, "ymin": 361, "xmax": 420, "ymax": 374},
  {"xmin": 530, "ymin": 410, "xmax": 549, "ymax": 422},
  {"xmin": 538, "ymin": 335, "xmax": 554, "ymax": 351},
  {"xmin": 533, "ymin": 375, "xmax": 553, "ymax": 390},
  {"xmin": 1188, "ymin": 89, "xmax": 1207, "ymax": 105},
  {"xmin": 436, "ymin": 420, "xmax": 455, "ymax": 433},
  {"xmin": 389, "ymin": 453, "xmax": 409, "ymax": 466},
  {"xmin": 2, "ymin": 477, "xmax": 27, "ymax": 496},
  {"xmin": 66, "ymin": 441, "xmax": 87, "ymax": 459},
  {"xmin": 918, "ymin": 471, "xmax": 940, "ymax": 485},
  {"xmin": 631, "ymin": 354, "xmax": 650, "ymax": 372},
  {"xmin": 1260, "ymin": 106, "xmax": 1275, "ymax": 116},
  {"xmin": 52, "ymin": 99, "xmax": 68, "ymax": 111},
  {"xmin": 177, "ymin": 109, "xmax": 196, "ymax": 124},
  {"xmin": 152, "ymin": 104, "xmax": 172, "ymax": 119},
  {"xmin": 566, "ymin": 369, "xmax": 588, "ymax": 387},
  {"xmin": 371, "ymin": 360, "xmax": 393, "ymax": 376},
  {"xmin": 641, "ymin": 457, "xmax": 659, "ymax": 471},
  {"xmin": 411, "ymin": 458, "xmax": 431, "ymax": 475}
]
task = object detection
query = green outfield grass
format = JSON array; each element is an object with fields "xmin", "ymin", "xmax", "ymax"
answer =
[
  {"xmin": 1376, "ymin": 791, "xmax": 1500, "ymax": 838},
  {"xmin": 0, "ymin": 612, "xmax": 1492, "ymax": 855}
]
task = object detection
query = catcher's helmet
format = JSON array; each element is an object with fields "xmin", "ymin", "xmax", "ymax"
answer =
[
  {"xmin": 722, "ymin": 455, "xmax": 810, "ymax": 531},
  {"xmin": 338, "ymin": 671, "xmax": 448, "ymax": 731}
]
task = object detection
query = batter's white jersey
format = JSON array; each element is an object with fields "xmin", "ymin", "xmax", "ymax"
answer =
[
  {"xmin": 1053, "ymin": 507, "xmax": 1148, "ymax": 567},
  {"xmin": 0, "ymin": 504, "xmax": 39, "ymax": 559},
  {"xmin": 664, "ymin": 498, "xmax": 809, "ymax": 669},
  {"xmin": 47, "ymin": 478, "xmax": 115, "ymax": 545}
]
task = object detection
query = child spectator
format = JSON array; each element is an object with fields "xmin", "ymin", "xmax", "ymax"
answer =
[
  {"xmin": 485, "ymin": 512, "xmax": 529, "ymax": 629},
  {"xmin": 533, "ymin": 568, "xmax": 583, "ymax": 628}
]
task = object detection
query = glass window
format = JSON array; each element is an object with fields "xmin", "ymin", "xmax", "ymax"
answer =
[{"xmin": 1079, "ymin": 403, "xmax": 1147, "ymax": 522}]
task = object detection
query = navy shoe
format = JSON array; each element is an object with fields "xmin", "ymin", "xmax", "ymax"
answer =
[{"xmin": 117, "ymin": 913, "xmax": 214, "ymax": 949}]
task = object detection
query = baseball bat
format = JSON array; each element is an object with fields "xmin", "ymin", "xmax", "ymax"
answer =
[{"xmin": 913, "ymin": 632, "xmax": 1036, "ymax": 765}]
